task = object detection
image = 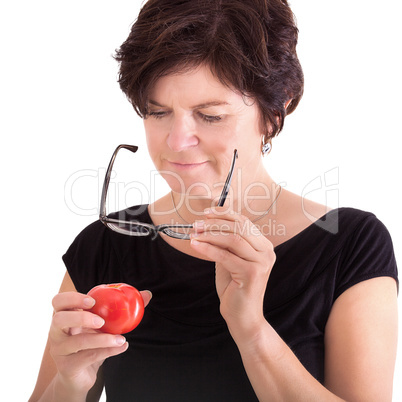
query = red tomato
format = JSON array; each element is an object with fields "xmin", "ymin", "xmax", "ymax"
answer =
[{"xmin": 87, "ymin": 283, "xmax": 144, "ymax": 334}]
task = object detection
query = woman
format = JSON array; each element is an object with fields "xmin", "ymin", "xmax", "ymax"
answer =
[{"xmin": 30, "ymin": 0, "xmax": 398, "ymax": 401}]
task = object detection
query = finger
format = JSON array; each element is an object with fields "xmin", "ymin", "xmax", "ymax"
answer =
[
  {"xmin": 72, "ymin": 342, "xmax": 129, "ymax": 366},
  {"xmin": 191, "ymin": 231, "xmax": 258, "ymax": 262},
  {"xmin": 51, "ymin": 310, "xmax": 105, "ymax": 338},
  {"xmin": 203, "ymin": 207, "xmax": 238, "ymax": 221},
  {"xmin": 195, "ymin": 213, "xmax": 271, "ymax": 253},
  {"xmin": 56, "ymin": 342, "xmax": 129, "ymax": 376},
  {"xmin": 190, "ymin": 239, "xmax": 265, "ymax": 291},
  {"xmin": 140, "ymin": 290, "xmax": 152, "ymax": 307},
  {"xmin": 52, "ymin": 291, "xmax": 95, "ymax": 312},
  {"xmin": 191, "ymin": 232, "xmax": 276, "ymax": 273},
  {"xmin": 190, "ymin": 236, "xmax": 246, "ymax": 268},
  {"xmin": 52, "ymin": 332, "xmax": 127, "ymax": 356},
  {"xmin": 191, "ymin": 239, "xmax": 275, "ymax": 293}
]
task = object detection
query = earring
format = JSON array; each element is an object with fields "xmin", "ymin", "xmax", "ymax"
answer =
[{"xmin": 262, "ymin": 138, "xmax": 272, "ymax": 155}]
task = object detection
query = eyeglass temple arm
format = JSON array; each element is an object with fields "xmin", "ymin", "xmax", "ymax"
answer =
[
  {"xmin": 217, "ymin": 149, "xmax": 238, "ymax": 207},
  {"xmin": 100, "ymin": 144, "xmax": 139, "ymax": 219}
]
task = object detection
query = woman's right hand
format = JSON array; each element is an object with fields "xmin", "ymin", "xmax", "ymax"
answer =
[{"xmin": 49, "ymin": 290, "xmax": 151, "ymax": 396}]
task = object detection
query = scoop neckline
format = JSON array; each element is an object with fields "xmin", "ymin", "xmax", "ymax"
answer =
[{"xmin": 142, "ymin": 204, "xmax": 339, "ymax": 264}]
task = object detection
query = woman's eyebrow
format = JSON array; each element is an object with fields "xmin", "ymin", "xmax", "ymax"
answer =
[
  {"xmin": 147, "ymin": 99, "xmax": 230, "ymax": 109},
  {"xmin": 148, "ymin": 100, "xmax": 164, "ymax": 107},
  {"xmin": 191, "ymin": 101, "xmax": 230, "ymax": 109}
]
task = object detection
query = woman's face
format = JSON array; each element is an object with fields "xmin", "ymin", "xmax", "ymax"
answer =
[{"xmin": 143, "ymin": 64, "xmax": 265, "ymax": 199}]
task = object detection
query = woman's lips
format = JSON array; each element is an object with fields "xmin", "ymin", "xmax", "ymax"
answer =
[{"xmin": 167, "ymin": 161, "xmax": 208, "ymax": 170}]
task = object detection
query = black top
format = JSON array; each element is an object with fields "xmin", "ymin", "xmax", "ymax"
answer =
[{"xmin": 63, "ymin": 206, "xmax": 398, "ymax": 402}]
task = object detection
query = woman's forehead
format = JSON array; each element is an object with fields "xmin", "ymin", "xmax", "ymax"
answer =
[{"xmin": 148, "ymin": 65, "xmax": 243, "ymax": 106}]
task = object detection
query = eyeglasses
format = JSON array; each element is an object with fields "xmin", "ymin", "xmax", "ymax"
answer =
[{"xmin": 99, "ymin": 145, "xmax": 238, "ymax": 240}]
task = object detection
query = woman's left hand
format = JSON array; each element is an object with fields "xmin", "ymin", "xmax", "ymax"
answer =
[{"xmin": 190, "ymin": 207, "xmax": 276, "ymax": 341}]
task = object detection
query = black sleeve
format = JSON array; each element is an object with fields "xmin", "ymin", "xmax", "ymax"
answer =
[
  {"xmin": 62, "ymin": 220, "xmax": 123, "ymax": 294},
  {"xmin": 335, "ymin": 214, "xmax": 398, "ymax": 300}
]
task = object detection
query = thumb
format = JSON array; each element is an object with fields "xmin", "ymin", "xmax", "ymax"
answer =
[{"xmin": 140, "ymin": 290, "xmax": 153, "ymax": 307}]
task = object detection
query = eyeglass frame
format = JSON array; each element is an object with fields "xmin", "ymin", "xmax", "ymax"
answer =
[{"xmin": 99, "ymin": 145, "xmax": 238, "ymax": 240}]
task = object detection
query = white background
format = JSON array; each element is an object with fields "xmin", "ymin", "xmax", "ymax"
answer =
[{"xmin": 1, "ymin": 1, "xmax": 401, "ymax": 400}]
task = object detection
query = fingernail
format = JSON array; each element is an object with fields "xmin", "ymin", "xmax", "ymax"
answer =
[
  {"xmin": 191, "ymin": 238, "xmax": 200, "ymax": 246},
  {"xmin": 204, "ymin": 208, "xmax": 212, "ymax": 214},
  {"xmin": 115, "ymin": 336, "xmax": 126, "ymax": 346},
  {"xmin": 194, "ymin": 220, "xmax": 204, "ymax": 228},
  {"xmin": 83, "ymin": 297, "xmax": 95, "ymax": 308},
  {"xmin": 93, "ymin": 316, "xmax": 105, "ymax": 328}
]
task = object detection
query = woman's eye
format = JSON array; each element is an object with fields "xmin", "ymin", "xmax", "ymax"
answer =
[
  {"xmin": 199, "ymin": 113, "xmax": 223, "ymax": 123},
  {"xmin": 148, "ymin": 111, "xmax": 168, "ymax": 119}
]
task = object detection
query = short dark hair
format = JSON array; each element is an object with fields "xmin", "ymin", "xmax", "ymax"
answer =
[{"xmin": 114, "ymin": 0, "xmax": 304, "ymax": 142}]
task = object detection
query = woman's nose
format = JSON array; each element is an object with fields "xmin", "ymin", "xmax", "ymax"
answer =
[{"xmin": 166, "ymin": 115, "xmax": 199, "ymax": 152}]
